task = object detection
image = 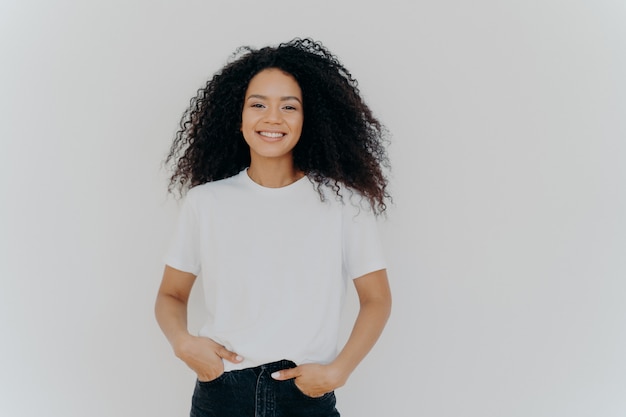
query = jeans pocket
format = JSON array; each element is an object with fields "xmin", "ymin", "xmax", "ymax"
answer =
[
  {"xmin": 197, "ymin": 371, "xmax": 227, "ymax": 386},
  {"xmin": 288, "ymin": 379, "xmax": 334, "ymax": 401}
]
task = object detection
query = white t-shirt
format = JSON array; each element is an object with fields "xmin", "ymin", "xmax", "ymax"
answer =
[{"xmin": 164, "ymin": 169, "xmax": 386, "ymax": 372}]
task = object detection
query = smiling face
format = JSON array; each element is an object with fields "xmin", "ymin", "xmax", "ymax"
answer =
[{"xmin": 240, "ymin": 68, "xmax": 304, "ymax": 165}]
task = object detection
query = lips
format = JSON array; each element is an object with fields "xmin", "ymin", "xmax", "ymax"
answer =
[
  {"xmin": 258, "ymin": 131, "xmax": 285, "ymax": 138},
  {"xmin": 257, "ymin": 131, "xmax": 287, "ymax": 142}
]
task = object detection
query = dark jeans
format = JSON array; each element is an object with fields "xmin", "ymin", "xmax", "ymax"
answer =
[{"xmin": 190, "ymin": 359, "xmax": 340, "ymax": 417}]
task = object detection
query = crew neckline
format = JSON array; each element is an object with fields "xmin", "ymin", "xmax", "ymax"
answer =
[{"xmin": 241, "ymin": 169, "xmax": 309, "ymax": 192}]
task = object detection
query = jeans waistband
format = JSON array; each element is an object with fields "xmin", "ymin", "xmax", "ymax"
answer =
[{"xmin": 256, "ymin": 359, "xmax": 297, "ymax": 374}]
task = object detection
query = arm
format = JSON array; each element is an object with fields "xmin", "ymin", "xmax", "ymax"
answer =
[
  {"xmin": 154, "ymin": 265, "xmax": 242, "ymax": 381},
  {"xmin": 332, "ymin": 268, "xmax": 392, "ymax": 381},
  {"xmin": 272, "ymin": 269, "xmax": 391, "ymax": 396}
]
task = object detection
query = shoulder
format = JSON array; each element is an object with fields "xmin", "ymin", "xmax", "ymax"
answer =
[
  {"xmin": 186, "ymin": 171, "xmax": 247, "ymax": 200},
  {"xmin": 315, "ymin": 181, "xmax": 378, "ymax": 218}
]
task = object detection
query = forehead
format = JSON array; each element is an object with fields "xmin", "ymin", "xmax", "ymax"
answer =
[{"xmin": 245, "ymin": 68, "xmax": 302, "ymax": 97}]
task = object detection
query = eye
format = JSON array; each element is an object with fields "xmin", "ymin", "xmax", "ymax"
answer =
[
  {"xmin": 283, "ymin": 105, "xmax": 298, "ymax": 111},
  {"xmin": 251, "ymin": 103, "xmax": 265, "ymax": 108}
]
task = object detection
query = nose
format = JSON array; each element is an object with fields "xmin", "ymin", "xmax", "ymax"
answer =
[{"xmin": 264, "ymin": 106, "xmax": 282, "ymax": 123}]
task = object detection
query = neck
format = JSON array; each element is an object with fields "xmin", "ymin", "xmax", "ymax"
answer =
[{"xmin": 247, "ymin": 159, "xmax": 304, "ymax": 188}]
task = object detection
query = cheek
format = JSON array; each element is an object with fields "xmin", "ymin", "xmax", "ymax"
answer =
[
  {"xmin": 241, "ymin": 118, "xmax": 255, "ymax": 133},
  {"xmin": 290, "ymin": 115, "xmax": 304, "ymax": 131},
  {"xmin": 241, "ymin": 109, "xmax": 255, "ymax": 126},
  {"xmin": 240, "ymin": 131, "xmax": 254, "ymax": 147}
]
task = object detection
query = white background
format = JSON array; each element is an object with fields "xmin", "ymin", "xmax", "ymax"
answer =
[{"xmin": 1, "ymin": 1, "xmax": 625, "ymax": 416}]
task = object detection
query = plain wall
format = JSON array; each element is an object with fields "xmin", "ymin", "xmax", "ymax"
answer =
[{"xmin": 1, "ymin": 1, "xmax": 625, "ymax": 416}]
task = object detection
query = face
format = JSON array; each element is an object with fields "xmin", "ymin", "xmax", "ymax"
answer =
[{"xmin": 241, "ymin": 68, "xmax": 303, "ymax": 164}]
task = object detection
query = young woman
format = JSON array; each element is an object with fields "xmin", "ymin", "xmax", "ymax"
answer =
[{"xmin": 155, "ymin": 38, "xmax": 392, "ymax": 417}]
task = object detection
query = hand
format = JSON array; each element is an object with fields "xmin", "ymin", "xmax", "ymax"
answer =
[
  {"xmin": 173, "ymin": 335, "xmax": 243, "ymax": 382},
  {"xmin": 271, "ymin": 363, "xmax": 347, "ymax": 398}
]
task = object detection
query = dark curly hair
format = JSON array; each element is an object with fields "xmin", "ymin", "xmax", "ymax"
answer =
[{"xmin": 165, "ymin": 38, "xmax": 391, "ymax": 213}]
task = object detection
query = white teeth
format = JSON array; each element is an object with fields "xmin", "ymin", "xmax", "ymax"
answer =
[{"xmin": 259, "ymin": 131, "xmax": 284, "ymax": 138}]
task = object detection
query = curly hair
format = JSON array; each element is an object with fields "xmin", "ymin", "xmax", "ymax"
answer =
[{"xmin": 165, "ymin": 37, "xmax": 391, "ymax": 213}]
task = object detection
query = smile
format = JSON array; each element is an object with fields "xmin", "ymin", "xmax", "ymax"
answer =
[{"xmin": 258, "ymin": 131, "xmax": 285, "ymax": 138}]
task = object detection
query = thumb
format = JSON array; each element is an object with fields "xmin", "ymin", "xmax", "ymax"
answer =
[
  {"xmin": 217, "ymin": 346, "xmax": 243, "ymax": 364},
  {"xmin": 271, "ymin": 367, "xmax": 299, "ymax": 380}
]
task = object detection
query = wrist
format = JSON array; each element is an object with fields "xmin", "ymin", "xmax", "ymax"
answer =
[
  {"xmin": 171, "ymin": 332, "xmax": 194, "ymax": 358},
  {"xmin": 326, "ymin": 362, "xmax": 351, "ymax": 389}
]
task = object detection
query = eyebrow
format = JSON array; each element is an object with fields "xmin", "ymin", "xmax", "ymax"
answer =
[{"xmin": 246, "ymin": 94, "xmax": 302, "ymax": 104}]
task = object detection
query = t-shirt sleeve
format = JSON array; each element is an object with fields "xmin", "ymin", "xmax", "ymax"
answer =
[
  {"xmin": 342, "ymin": 203, "xmax": 387, "ymax": 280},
  {"xmin": 163, "ymin": 192, "xmax": 201, "ymax": 276}
]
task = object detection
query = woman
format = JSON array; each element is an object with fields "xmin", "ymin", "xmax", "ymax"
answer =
[{"xmin": 155, "ymin": 38, "xmax": 392, "ymax": 417}]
